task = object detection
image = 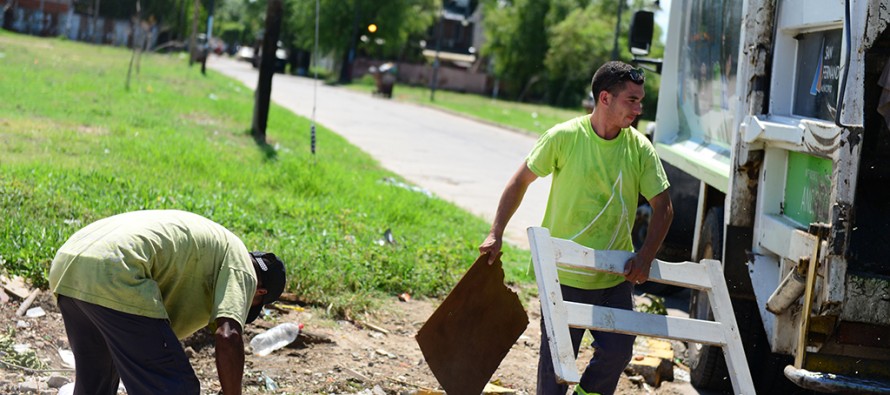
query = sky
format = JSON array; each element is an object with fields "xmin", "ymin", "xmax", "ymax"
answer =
[{"xmin": 655, "ymin": 0, "xmax": 671, "ymax": 43}]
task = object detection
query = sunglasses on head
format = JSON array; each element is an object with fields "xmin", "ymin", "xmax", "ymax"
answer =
[{"xmin": 622, "ymin": 67, "xmax": 645, "ymax": 84}]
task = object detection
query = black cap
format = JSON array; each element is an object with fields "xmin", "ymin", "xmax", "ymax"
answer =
[{"xmin": 246, "ymin": 251, "xmax": 286, "ymax": 324}]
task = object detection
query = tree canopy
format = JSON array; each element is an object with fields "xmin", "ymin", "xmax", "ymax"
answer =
[
  {"xmin": 482, "ymin": 0, "xmax": 664, "ymax": 112},
  {"xmin": 286, "ymin": 0, "xmax": 437, "ymax": 78}
]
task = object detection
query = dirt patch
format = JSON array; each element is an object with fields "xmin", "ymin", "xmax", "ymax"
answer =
[{"xmin": 1, "ymin": 290, "xmax": 699, "ymax": 394}]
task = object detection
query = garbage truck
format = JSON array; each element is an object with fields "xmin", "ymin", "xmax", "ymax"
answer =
[{"xmin": 629, "ymin": 0, "xmax": 890, "ymax": 393}]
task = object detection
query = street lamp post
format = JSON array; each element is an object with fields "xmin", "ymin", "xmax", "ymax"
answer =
[
  {"xmin": 429, "ymin": 8, "xmax": 443, "ymax": 102},
  {"xmin": 611, "ymin": 0, "xmax": 625, "ymax": 60}
]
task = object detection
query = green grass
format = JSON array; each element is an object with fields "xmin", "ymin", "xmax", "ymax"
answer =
[
  {"xmin": 0, "ymin": 31, "xmax": 532, "ymax": 316},
  {"xmin": 349, "ymin": 75, "xmax": 586, "ymax": 135},
  {"xmin": 348, "ymin": 74, "xmax": 652, "ymax": 136}
]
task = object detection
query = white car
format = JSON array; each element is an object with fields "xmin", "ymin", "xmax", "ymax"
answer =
[{"xmin": 236, "ymin": 46, "xmax": 255, "ymax": 63}]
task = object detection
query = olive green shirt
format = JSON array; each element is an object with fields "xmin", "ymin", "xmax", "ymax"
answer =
[{"xmin": 49, "ymin": 210, "xmax": 256, "ymax": 339}]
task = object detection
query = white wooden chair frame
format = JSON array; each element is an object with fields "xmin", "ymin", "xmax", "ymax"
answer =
[{"xmin": 528, "ymin": 226, "xmax": 754, "ymax": 395}]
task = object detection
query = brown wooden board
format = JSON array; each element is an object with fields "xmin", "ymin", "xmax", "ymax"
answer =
[{"xmin": 416, "ymin": 254, "xmax": 528, "ymax": 395}]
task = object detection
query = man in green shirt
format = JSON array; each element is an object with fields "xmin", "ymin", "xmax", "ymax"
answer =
[
  {"xmin": 49, "ymin": 210, "xmax": 286, "ymax": 395},
  {"xmin": 480, "ymin": 61, "xmax": 673, "ymax": 395}
]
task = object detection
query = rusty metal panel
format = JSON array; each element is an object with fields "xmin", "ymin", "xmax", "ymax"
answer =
[
  {"xmin": 416, "ymin": 254, "xmax": 528, "ymax": 395},
  {"xmin": 840, "ymin": 273, "xmax": 890, "ymax": 326}
]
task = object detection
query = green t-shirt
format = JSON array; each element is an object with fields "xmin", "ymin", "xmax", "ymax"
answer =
[
  {"xmin": 49, "ymin": 210, "xmax": 257, "ymax": 339},
  {"xmin": 527, "ymin": 115, "xmax": 669, "ymax": 290}
]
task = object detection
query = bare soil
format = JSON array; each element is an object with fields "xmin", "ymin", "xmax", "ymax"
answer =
[{"xmin": 1, "ymin": 290, "xmax": 700, "ymax": 394}]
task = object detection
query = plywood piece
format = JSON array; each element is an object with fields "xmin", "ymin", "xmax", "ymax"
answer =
[
  {"xmin": 1, "ymin": 275, "xmax": 31, "ymax": 299},
  {"xmin": 416, "ymin": 254, "xmax": 528, "ymax": 395}
]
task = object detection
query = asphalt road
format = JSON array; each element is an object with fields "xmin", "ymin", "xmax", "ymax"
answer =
[{"xmin": 207, "ymin": 55, "xmax": 551, "ymax": 249}]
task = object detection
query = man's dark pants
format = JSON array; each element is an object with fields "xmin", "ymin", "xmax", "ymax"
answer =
[
  {"xmin": 537, "ymin": 281, "xmax": 636, "ymax": 395},
  {"xmin": 57, "ymin": 295, "xmax": 200, "ymax": 395}
]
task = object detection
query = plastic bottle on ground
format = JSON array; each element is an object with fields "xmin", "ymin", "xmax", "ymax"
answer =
[{"xmin": 249, "ymin": 322, "xmax": 303, "ymax": 356}]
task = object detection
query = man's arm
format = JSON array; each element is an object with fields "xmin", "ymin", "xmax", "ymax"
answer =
[
  {"xmin": 215, "ymin": 317, "xmax": 245, "ymax": 395},
  {"xmin": 624, "ymin": 189, "xmax": 673, "ymax": 284},
  {"xmin": 479, "ymin": 163, "xmax": 539, "ymax": 264}
]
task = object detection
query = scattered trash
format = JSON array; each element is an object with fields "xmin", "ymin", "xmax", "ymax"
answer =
[
  {"xmin": 482, "ymin": 382, "xmax": 517, "ymax": 394},
  {"xmin": 16, "ymin": 320, "xmax": 29, "ymax": 328},
  {"xmin": 374, "ymin": 348, "xmax": 396, "ymax": 359},
  {"xmin": 58, "ymin": 349, "xmax": 76, "ymax": 369},
  {"xmin": 636, "ymin": 293, "xmax": 667, "ymax": 315},
  {"xmin": 208, "ymin": 93, "xmax": 218, "ymax": 101},
  {"xmin": 249, "ymin": 322, "xmax": 303, "ymax": 356},
  {"xmin": 103, "ymin": 148, "xmax": 110, "ymax": 154},
  {"xmin": 398, "ymin": 292, "xmax": 411, "ymax": 302},
  {"xmin": 376, "ymin": 228, "xmax": 396, "ymax": 246},
  {"xmin": 381, "ymin": 177, "xmax": 433, "ymax": 197},
  {"xmin": 261, "ymin": 372, "xmax": 279, "ymax": 391},
  {"xmin": 344, "ymin": 367, "xmax": 369, "ymax": 383},
  {"xmin": 47, "ymin": 375, "xmax": 70, "ymax": 389},
  {"xmin": 274, "ymin": 303, "xmax": 305, "ymax": 312},
  {"xmin": 18, "ymin": 381, "xmax": 39, "ymax": 393},
  {"xmin": 355, "ymin": 384, "xmax": 386, "ymax": 395},
  {"xmin": 15, "ymin": 289, "xmax": 40, "ymax": 317},
  {"xmin": 13, "ymin": 344, "xmax": 32, "ymax": 353},
  {"xmin": 531, "ymin": 112, "xmax": 538, "ymax": 119},
  {"xmin": 25, "ymin": 306, "xmax": 45, "ymax": 318},
  {"xmin": 1, "ymin": 275, "xmax": 31, "ymax": 299},
  {"xmin": 63, "ymin": 219, "xmax": 81, "ymax": 226},
  {"xmin": 58, "ymin": 383, "xmax": 74, "ymax": 395},
  {"xmin": 363, "ymin": 321, "xmax": 389, "ymax": 335}
]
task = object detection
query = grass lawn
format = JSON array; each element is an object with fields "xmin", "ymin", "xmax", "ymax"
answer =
[
  {"xmin": 0, "ymin": 31, "xmax": 532, "ymax": 316},
  {"xmin": 348, "ymin": 75, "xmax": 586, "ymax": 135},
  {"xmin": 347, "ymin": 75, "xmax": 652, "ymax": 135}
]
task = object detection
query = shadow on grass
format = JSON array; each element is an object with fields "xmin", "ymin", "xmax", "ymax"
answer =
[{"xmin": 246, "ymin": 129, "xmax": 278, "ymax": 161}]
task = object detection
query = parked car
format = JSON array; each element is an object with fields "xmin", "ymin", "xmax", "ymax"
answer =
[{"xmin": 236, "ymin": 46, "xmax": 255, "ymax": 63}]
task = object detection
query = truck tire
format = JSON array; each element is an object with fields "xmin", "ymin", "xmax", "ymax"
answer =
[
  {"xmin": 686, "ymin": 208, "xmax": 809, "ymax": 393},
  {"xmin": 687, "ymin": 207, "xmax": 732, "ymax": 390}
]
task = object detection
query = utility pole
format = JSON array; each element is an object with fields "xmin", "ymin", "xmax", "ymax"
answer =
[
  {"xmin": 188, "ymin": 0, "xmax": 199, "ymax": 66},
  {"xmin": 611, "ymin": 0, "xmax": 625, "ymax": 60},
  {"xmin": 429, "ymin": 7, "xmax": 443, "ymax": 102},
  {"xmin": 206, "ymin": 0, "xmax": 215, "ymax": 39},
  {"xmin": 252, "ymin": 0, "xmax": 284, "ymax": 143},
  {"xmin": 92, "ymin": 0, "xmax": 101, "ymax": 43}
]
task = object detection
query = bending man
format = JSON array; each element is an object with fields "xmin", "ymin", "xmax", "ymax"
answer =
[{"xmin": 49, "ymin": 209, "xmax": 286, "ymax": 395}]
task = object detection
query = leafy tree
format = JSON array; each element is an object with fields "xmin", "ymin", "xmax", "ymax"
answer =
[
  {"xmin": 482, "ymin": 0, "xmax": 663, "ymax": 117},
  {"xmin": 481, "ymin": 0, "xmax": 551, "ymax": 101},
  {"xmin": 214, "ymin": 0, "xmax": 268, "ymax": 47},
  {"xmin": 286, "ymin": 0, "xmax": 437, "ymax": 82}
]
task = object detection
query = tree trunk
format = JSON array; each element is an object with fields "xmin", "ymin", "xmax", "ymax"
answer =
[
  {"xmin": 188, "ymin": 0, "xmax": 199, "ymax": 66},
  {"xmin": 339, "ymin": 2, "xmax": 360, "ymax": 84},
  {"xmin": 92, "ymin": 0, "xmax": 101, "ymax": 43},
  {"xmin": 251, "ymin": 0, "xmax": 283, "ymax": 143},
  {"xmin": 126, "ymin": 0, "xmax": 142, "ymax": 91}
]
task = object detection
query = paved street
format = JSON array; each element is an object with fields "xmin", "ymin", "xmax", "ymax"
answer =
[{"xmin": 208, "ymin": 56, "xmax": 551, "ymax": 249}]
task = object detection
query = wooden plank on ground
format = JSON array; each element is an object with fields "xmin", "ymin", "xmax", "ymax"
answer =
[{"xmin": 1, "ymin": 275, "xmax": 31, "ymax": 299}]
